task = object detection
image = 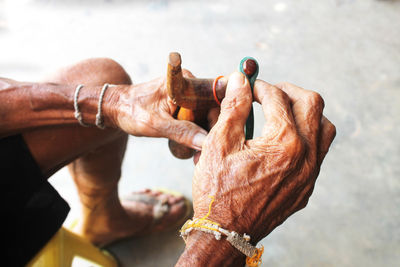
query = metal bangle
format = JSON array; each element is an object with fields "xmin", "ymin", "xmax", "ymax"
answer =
[
  {"xmin": 74, "ymin": 84, "xmax": 90, "ymax": 127},
  {"xmin": 95, "ymin": 83, "xmax": 111, "ymax": 129}
]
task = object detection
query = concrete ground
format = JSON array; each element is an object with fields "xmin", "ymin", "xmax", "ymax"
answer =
[{"xmin": 1, "ymin": 0, "xmax": 399, "ymax": 266}]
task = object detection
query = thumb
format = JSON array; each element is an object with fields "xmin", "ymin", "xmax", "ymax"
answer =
[
  {"xmin": 164, "ymin": 118, "xmax": 208, "ymax": 150},
  {"xmin": 210, "ymin": 72, "xmax": 252, "ymax": 143}
]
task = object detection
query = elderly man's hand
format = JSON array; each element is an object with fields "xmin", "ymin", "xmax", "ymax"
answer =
[
  {"xmin": 192, "ymin": 72, "xmax": 336, "ymax": 246},
  {"xmin": 115, "ymin": 70, "xmax": 207, "ymax": 151}
]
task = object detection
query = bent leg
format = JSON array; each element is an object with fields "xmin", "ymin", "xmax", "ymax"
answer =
[
  {"xmin": 23, "ymin": 58, "xmax": 131, "ymax": 178},
  {"xmin": 22, "ymin": 58, "xmax": 188, "ymax": 246}
]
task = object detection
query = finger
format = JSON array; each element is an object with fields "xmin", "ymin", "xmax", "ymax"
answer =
[
  {"xmin": 161, "ymin": 117, "xmax": 208, "ymax": 150},
  {"xmin": 253, "ymin": 80, "xmax": 297, "ymax": 139},
  {"xmin": 218, "ymin": 72, "xmax": 252, "ymax": 127},
  {"xmin": 207, "ymin": 107, "xmax": 220, "ymax": 129},
  {"xmin": 206, "ymin": 72, "xmax": 252, "ymax": 151},
  {"xmin": 275, "ymin": 82, "xmax": 325, "ymax": 149},
  {"xmin": 317, "ymin": 116, "xmax": 336, "ymax": 165}
]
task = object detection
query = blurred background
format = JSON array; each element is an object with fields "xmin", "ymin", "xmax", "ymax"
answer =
[{"xmin": 1, "ymin": 0, "xmax": 399, "ymax": 266}]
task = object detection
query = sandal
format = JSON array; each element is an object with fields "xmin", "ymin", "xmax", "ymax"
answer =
[
  {"xmin": 68, "ymin": 188, "xmax": 192, "ymax": 247},
  {"xmin": 121, "ymin": 188, "xmax": 193, "ymax": 235}
]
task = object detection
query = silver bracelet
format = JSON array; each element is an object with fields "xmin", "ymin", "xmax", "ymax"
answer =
[
  {"xmin": 95, "ymin": 83, "xmax": 112, "ymax": 129},
  {"xmin": 74, "ymin": 84, "xmax": 90, "ymax": 127}
]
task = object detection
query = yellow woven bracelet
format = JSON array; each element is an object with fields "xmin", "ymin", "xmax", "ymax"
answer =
[{"xmin": 180, "ymin": 196, "xmax": 264, "ymax": 267}]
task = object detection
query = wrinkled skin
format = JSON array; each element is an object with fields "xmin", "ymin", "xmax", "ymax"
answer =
[
  {"xmin": 115, "ymin": 70, "xmax": 207, "ymax": 151},
  {"xmin": 191, "ymin": 72, "xmax": 336, "ymax": 243},
  {"xmin": 1, "ymin": 55, "xmax": 335, "ymax": 263}
]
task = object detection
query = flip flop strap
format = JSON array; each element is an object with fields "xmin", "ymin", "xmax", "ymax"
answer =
[{"xmin": 123, "ymin": 193, "xmax": 170, "ymax": 222}]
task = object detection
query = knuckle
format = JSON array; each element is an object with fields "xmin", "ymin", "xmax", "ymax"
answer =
[
  {"xmin": 222, "ymin": 94, "xmax": 252, "ymax": 114},
  {"xmin": 329, "ymin": 123, "xmax": 337, "ymax": 139},
  {"xmin": 306, "ymin": 91, "xmax": 325, "ymax": 111}
]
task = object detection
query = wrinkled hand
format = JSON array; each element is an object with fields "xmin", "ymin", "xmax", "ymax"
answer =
[
  {"xmin": 192, "ymin": 72, "xmax": 336, "ymax": 243},
  {"xmin": 115, "ymin": 70, "xmax": 207, "ymax": 150}
]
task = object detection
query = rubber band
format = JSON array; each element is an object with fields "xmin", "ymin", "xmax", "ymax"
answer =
[{"xmin": 212, "ymin": 76, "xmax": 224, "ymax": 106}]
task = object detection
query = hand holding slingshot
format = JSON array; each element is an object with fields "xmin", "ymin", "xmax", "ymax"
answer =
[{"xmin": 166, "ymin": 52, "xmax": 259, "ymax": 158}]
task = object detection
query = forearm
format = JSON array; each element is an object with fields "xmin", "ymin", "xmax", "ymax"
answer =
[
  {"xmin": 0, "ymin": 78, "xmax": 124, "ymax": 137},
  {"xmin": 176, "ymin": 231, "xmax": 246, "ymax": 267}
]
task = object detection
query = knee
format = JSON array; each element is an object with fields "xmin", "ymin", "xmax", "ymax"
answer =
[
  {"xmin": 55, "ymin": 58, "xmax": 132, "ymax": 85},
  {"xmin": 49, "ymin": 58, "xmax": 132, "ymax": 86},
  {"xmin": 84, "ymin": 58, "xmax": 132, "ymax": 85}
]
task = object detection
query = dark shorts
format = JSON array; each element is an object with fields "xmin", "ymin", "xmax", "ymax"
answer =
[{"xmin": 1, "ymin": 135, "xmax": 70, "ymax": 266}]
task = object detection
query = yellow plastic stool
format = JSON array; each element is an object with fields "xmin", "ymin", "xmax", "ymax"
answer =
[{"xmin": 26, "ymin": 227, "xmax": 118, "ymax": 267}]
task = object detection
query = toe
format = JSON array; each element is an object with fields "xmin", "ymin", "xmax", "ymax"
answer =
[{"xmin": 169, "ymin": 195, "xmax": 184, "ymax": 204}]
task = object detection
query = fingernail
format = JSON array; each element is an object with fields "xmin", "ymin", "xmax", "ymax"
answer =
[
  {"xmin": 193, "ymin": 132, "xmax": 207, "ymax": 149},
  {"xmin": 228, "ymin": 72, "xmax": 246, "ymax": 90}
]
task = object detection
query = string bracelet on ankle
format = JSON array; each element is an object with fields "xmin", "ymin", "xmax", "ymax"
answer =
[
  {"xmin": 74, "ymin": 84, "xmax": 90, "ymax": 127},
  {"xmin": 180, "ymin": 196, "xmax": 264, "ymax": 267},
  {"xmin": 96, "ymin": 83, "xmax": 115, "ymax": 129}
]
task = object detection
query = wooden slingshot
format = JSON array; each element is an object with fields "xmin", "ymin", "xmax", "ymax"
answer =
[{"xmin": 166, "ymin": 52, "xmax": 258, "ymax": 159}]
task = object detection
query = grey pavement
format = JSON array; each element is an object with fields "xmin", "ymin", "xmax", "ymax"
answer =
[{"xmin": 1, "ymin": 0, "xmax": 399, "ymax": 266}]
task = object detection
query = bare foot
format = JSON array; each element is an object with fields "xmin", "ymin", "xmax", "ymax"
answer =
[{"xmin": 71, "ymin": 189, "xmax": 192, "ymax": 247}]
